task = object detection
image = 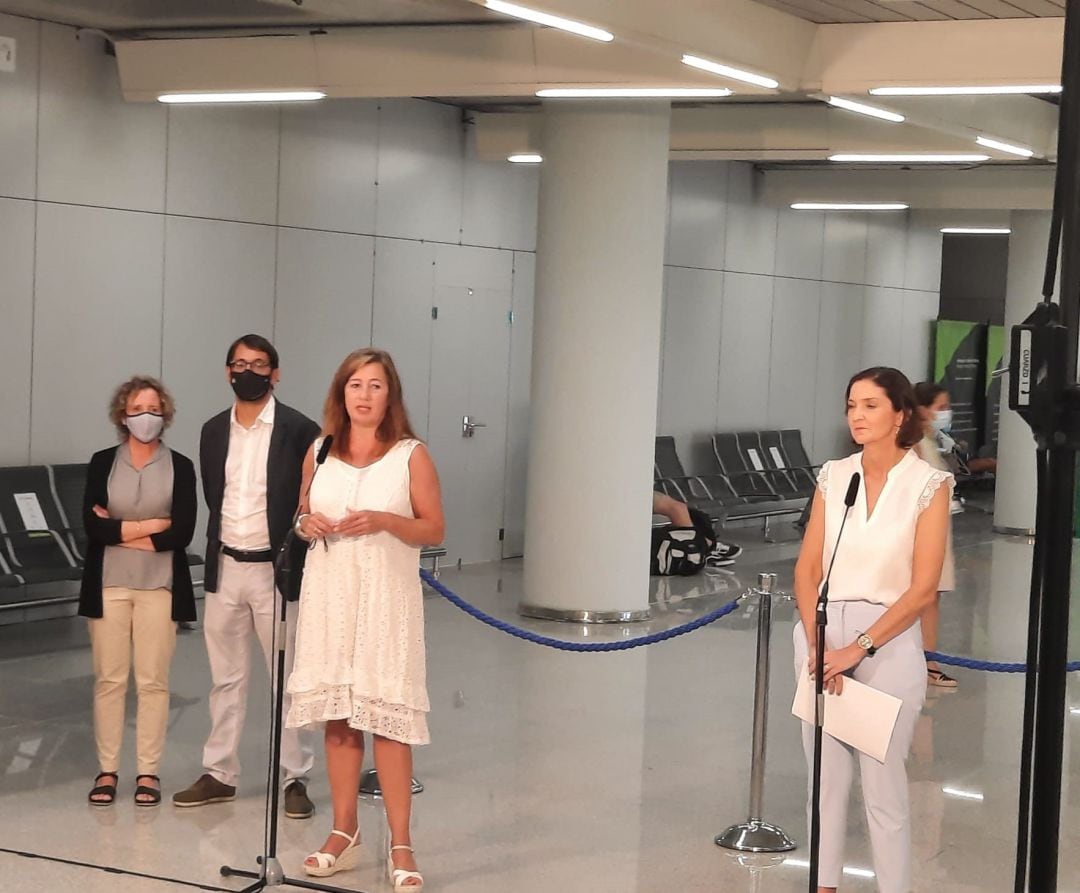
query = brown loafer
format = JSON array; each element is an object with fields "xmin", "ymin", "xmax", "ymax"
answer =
[
  {"xmin": 284, "ymin": 780, "xmax": 315, "ymax": 819},
  {"xmin": 172, "ymin": 773, "xmax": 236, "ymax": 807}
]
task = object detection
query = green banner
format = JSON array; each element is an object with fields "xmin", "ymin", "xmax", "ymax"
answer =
[{"xmin": 934, "ymin": 320, "xmax": 985, "ymax": 450}]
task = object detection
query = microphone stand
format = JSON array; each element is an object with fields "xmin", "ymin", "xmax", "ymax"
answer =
[
  {"xmin": 808, "ymin": 476, "xmax": 858, "ymax": 893},
  {"xmin": 221, "ymin": 438, "xmax": 364, "ymax": 893}
]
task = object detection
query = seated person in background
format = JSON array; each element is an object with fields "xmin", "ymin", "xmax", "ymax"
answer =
[{"xmin": 651, "ymin": 492, "xmax": 741, "ymax": 575}]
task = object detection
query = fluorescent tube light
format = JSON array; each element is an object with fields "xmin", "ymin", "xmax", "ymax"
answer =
[
  {"xmin": 158, "ymin": 91, "xmax": 326, "ymax": 104},
  {"xmin": 792, "ymin": 202, "xmax": 908, "ymax": 211},
  {"xmin": 536, "ymin": 87, "xmax": 732, "ymax": 98},
  {"xmin": 829, "ymin": 153, "xmax": 989, "ymax": 163},
  {"xmin": 976, "ymin": 135, "xmax": 1035, "ymax": 158},
  {"xmin": 507, "ymin": 153, "xmax": 543, "ymax": 163},
  {"xmin": 827, "ymin": 96, "xmax": 905, "ymax": 123},
  {"xmin": 681, "ymin": 54, "xmax": 779, "ymax": 89},
  {"xmin": 870, "ymin": 85, "xmax": 1062, "ymax": 96},
  {"xmin": 941, "ymin": 227, "xmax": 1011, "ymax": 235},
  {"xmin": 784, "ymin": 858, "xmax": 875, "ymax": 879},
  {"xmin": 942, "ymin": 786, "xmax": 985, "ymax": 801},
  {"xmin": 484, "ymin": 1, "xmax": 613, "ymax": 42}
]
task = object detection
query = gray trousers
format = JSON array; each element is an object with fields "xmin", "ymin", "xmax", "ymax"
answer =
[{"xmin": 793, "ymin": 600, "xmax": 927, "ymax": 892}]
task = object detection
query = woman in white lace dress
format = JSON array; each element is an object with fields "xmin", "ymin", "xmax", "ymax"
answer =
[
  {"xmin": 793, "ymin": 367, "xmax": 951, "ymax": 893},
  {"xmin": 287, "ymin": 348, "xmax": 444, "ymax": 890}
]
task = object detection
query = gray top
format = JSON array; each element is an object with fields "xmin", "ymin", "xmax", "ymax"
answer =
[{"xmin": 102, "ymin": 442, "xmax": 175, "ymax": 591}]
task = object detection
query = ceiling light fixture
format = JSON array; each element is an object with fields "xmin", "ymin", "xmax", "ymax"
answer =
[
  {"xmin": 792, "ymin": 202, "xmax": 908, "ymax": 211},
  {"xmin": 158, "ymin": 90, "xmax": 326, "ymax": 104},
  {"xmin": 829, "ymin": 153, "xmax": 989, "ymax": 163},
  {"xmin": 976, "ymin": 135, "xmax": 1036, "ymax": 158},
  {"xmin": 484, "ymin": 0, "xmax": 613, "ymax": 42},
  {"xmin": 942, "ymin": 786, "xmax": 985, "ymax": 802},
  {"xmin": 536, "ymin": 87, "xmax": 732, "ymax": 98},
  {"xmin": 940, "ymin": 227, "xmax": 1011, "ymax": 235},
  {"xmin": 784, "ymin": 859, "xmax": 876, "ymax": 879},
  {"xmin": 827, "ymin": 96, "xmax": 905, "ymax": 123},
  {"xmin": 681, "ymin": 54, "xmax": 779, "ymax": 90},
  {"xmin": 507, "ymin": 153, "xmax": 543, "ymax": 163},
  {"xmin": 869, "ymin": 85, "xmax": 1062, "ymax": 96}
]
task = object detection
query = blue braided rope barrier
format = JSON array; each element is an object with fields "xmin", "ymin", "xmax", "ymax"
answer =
[
  {"xmin": 419, "ymin": 570, "xmax": 1080, "ymax": 670},
  {"xmin": 418, "ymin": 568, "xmax": 742, "ymax": 652}
]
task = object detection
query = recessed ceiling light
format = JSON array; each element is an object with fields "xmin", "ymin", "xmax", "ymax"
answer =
[
  {"xmin": 536, "ymin": 87, "xmax": 732, "ymax": 98},
  {"xmin": 507, "ymin": 153, "xmax": 543, "ymax": 163},
  {"xmin": 829, "ymin": 153, "xmax": 989, "ymax": 163},
  {"xmin": 869, "ymin": 85, "xmax": 1062, "ymax": 96},
  {"xmin": 941, "ymin": 227, "xmax": 1011, "ymax": 234},
  {"xmin": 158, "ymin": 91, "xmax": 326, "ymax": 104},
  {"xmin": 484, "ymin": 0, "xmax": 613, "ymax": 42},
  {"xmin": 827, "ymin": 96, "xmax": 905, "ymax": 123},
  {"xmin": 976, "ymin": 135, "xmax": 1035, "ymax": 158},
  {"xmin": 792, "ymin": 202, "xmax": 908, "ymax": 211},
  {"xmin": 681, "ymin": 54, "xmax": 779, "ymax": 90}
]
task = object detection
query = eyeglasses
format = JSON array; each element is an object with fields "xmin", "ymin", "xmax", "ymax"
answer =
[{"xmin": 228, "ymin": 359, "xmax": 272, "ymax": 372}]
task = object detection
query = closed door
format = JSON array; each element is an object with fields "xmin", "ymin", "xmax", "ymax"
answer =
[{"xmin": 426, "ymin": 285, "xmax": 512, "ymax": 565}]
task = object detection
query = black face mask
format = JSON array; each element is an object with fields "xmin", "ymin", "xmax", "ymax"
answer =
[{"xmin": 231, "ymin": 369, "xmax": 273, "ymax": 402}]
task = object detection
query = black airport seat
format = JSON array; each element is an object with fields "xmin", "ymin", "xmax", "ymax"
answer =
[
  {"xmin": 49, "ymin": 462, "xmax": 90, "ymax": 560},
  {"xmin": 653, "ymin": 437, "xmax": 730, "ymax": 521},
  {"xmin": 711, "ymin": 432, "xmax": 784, "ymax": 499},
  {"xmin": 0, "ymin": 466, "xmax": 81, "ymax": 583},
  {"xmin": 758, "ymin": 429, "xmax": 817, "ymax": 496}
]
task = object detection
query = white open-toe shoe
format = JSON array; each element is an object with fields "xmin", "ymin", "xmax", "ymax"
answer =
[
  {"xmin": 303, "ymin": 828, "xmax": 361, "ymax": 877},
  {"xmin": 387, "ymin": 844, "xmax": 424, "ymax": 890}
]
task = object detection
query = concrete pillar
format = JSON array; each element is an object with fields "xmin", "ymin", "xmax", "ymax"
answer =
[
  {"xmin": 521, "ymin": 100, "xmax": 671, "ymax": 621},
  {"xmin": 994, "ymin": 211, "xmax": 1050, "ymax": 535}
]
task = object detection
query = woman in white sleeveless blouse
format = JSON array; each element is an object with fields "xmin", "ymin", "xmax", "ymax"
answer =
[
  {"xmin": 287, "ymin": 348, "xmax": 444, "ymax": 890},
  {"xmin": 794, "ymin": 367, "xmax": 952, "ymax": 893}
]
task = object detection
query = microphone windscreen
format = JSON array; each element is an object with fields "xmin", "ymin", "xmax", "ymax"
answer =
[
  {"xmin": 844, "ymin": 472, "xmax": 861, "ymax": 508},
  {"xmin": 316, "ymin": 434, "xmax": 334, "ymax": 465}
]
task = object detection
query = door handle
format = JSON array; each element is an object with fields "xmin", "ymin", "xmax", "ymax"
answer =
[{"xmin": 462, "ymin": 415, "xmax": 487, "ymax": 438}]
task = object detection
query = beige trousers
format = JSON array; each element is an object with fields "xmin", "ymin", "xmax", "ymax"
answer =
[{"xmin": 88, "ymin": 586, "xmax": 177, "ymax": 776}]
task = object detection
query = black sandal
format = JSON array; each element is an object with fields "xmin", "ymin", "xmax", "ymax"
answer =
[
  {"xmin": 134, "ymin": 774, "xmax": 162, "ymax": 806},
  {"xmin": 88, "ymin": 772, "xmax": 118, "ymax": 806}
]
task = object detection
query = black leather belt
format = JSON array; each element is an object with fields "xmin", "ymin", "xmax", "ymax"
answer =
[{"xmin": 222, "ymin": 545, "xmax": 275, "ymax": 563}]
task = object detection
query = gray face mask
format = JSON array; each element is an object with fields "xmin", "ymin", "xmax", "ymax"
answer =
[{"xmin": 125, "ymin": 412, "xmax": 164, "ymax": 443}]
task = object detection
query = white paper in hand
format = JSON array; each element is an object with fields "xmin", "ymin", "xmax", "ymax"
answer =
[{"xmin": 791, "ymin": 661, "xmax": 903, "ymax": 763}]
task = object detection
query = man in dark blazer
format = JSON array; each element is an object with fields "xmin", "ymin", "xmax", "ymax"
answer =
[{"xmin": 173, "ymin": 334, "xmax": 320, "ymax": 820}]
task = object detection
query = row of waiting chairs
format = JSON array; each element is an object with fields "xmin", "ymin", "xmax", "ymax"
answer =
[
  {"xmin": 655, "ymin": 429, "xmax": 818, "ymax": 536},
  {"xmin": 0, "ymin": 464, "xmax": 203, "ymax": 610}
]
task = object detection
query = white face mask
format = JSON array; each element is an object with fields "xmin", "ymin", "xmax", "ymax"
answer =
[
  {"xmin": 125, "ymin": 412, "xmax": 165, "ymax": 444},
  {"xmin": 931, "ymin": 409, "xmax": 953, "ymax": 434}
]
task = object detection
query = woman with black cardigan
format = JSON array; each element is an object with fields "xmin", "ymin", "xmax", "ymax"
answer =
[{"xmin": 79, "ymin": 376, "xmax": 197, "ymax": 807}]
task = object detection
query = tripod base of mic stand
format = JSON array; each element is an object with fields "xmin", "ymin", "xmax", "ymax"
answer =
[
  {"xmin": 716, "ymin": 819, "xmax": 796, "ymax": 853},
  {"xmin": 221, "ymin": 859, "xmax": 372, "ymax": 893},
  {"xmin": 359, "ymin": 768, "xmax": 423, "ymax": 797}
]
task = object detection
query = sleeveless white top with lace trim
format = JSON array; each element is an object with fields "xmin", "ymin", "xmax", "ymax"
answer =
[
  {"xmin": 816, "ymin": 450, "xmax": 953, "ymax": 608},
  {"xmin": 285, "ymin": 438, "xmax": 430, "ymax": 745}
]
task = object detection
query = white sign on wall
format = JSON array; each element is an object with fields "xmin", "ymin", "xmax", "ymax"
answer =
[{"xmin": 14, "ymin": 493, "xmax": 48, "ymax": 531}]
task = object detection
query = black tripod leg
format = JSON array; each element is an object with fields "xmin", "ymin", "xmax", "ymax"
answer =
[{"xmin": 808, "ymin": 611, "xmax": 827, "ymax": 893}]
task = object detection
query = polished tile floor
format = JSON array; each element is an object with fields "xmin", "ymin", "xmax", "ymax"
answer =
[{"xmin": 3, "ymin": 506, "xmax": 1080, "ymax": 892}]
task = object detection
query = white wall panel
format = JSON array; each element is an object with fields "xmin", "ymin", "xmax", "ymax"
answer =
[
  {"xmin": 0, "ymin": 14, "xmax": 39, "ymax": 200},
  {"xmin": 775, "ymin": 208, "xmax": 824, "ymax": 280},
  {"xmin": 434, "ymin": 242, "xmax": 513, "ymax": 291},
  {"xmin": 461, "ymin": 156, "xmax": 539, "ymax": 252},
  {"xmin": 166, "ymin": 105, "xmax": 280, "ymax": 225},
  {"xmin": 273, "ymin": 228, "xmax": 375, "ymax": 422},
  {"xmin": 862, "ymin": 286, "xmax": 905, "ymax": 370},
  {"xmin": 904, "ymin": 224, "xmax": 944, "ymax": 293},
  {"xmin": 160, "ymin": 217, "xmax": 277, "ymax": 462},
  {"xmin": 900, "ymin": 289, "xmax": 939, "ymax": 383},
  {"xmin": 865, "ymin": 214, "xmax": 908, "ymax": 288},
  {"xmin": 38, "ymin": 25, "xmax": 166, "ymax": 212},
  {"xmin": 370, "ymin": 237, "xmax": 437, "ymax": 438},
  {"xmin": 717, "ymin": 272, "xmax": 774, "ymax": 431},
  {"xmin": 724, "ymin": 163, "xmax": 776, "ymax": 276},
  {"xmin": 0, "ymin": 200, "xmax": 35, "ymax": 464},
  {"xmin": 666, "ymin": 162, "xmax": 727, "ymax": 271},
  {"xmin": 659, "ymin": 267, "xmax": 723, "ymax": 463},
  {"xmin": 278, "ymin": 100, "xmax": 378, "ymax": 234},
  {"xmin": 822, "ymin": 213, "xmax": 868, "ymax": 285},
  {"xmin": 375, "ymin": 100, "xmax": 464, "ymax": 244},
  {"xmin": 813, "ymin": 283, "xmax": 864, "ymax": 462},
  {"xmin": 503, "ymin": 251, "xmax": 535, "ymax": 557},
  {"xmin": 32, "ymin": 204, "xmax": 164, "ymax": 462},
  {"xmin": 768, "ymin": 279, "xmax": 821, "ymax": 443}
]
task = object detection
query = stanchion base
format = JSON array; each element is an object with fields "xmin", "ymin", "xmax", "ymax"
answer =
[
  {"xmin": 359, "ymin": 768, "xmax": 424, "ymax": 797},
  {"xmin": 715, "ymin": 820, "xmax": 796, "ymax": 853}
]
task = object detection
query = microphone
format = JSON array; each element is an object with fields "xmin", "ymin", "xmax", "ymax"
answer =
[
  {"xmin": 844, "ymin": 471, "xmax": 860, "ymax": 509},
  {"xmin": 315, "ymin": 434, "xmax": 334, "ymax": 466}
]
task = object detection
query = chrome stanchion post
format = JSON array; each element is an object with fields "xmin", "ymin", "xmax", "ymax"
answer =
[{"xmin": 716, "ymin": 572, "xmax": 796, "ymax": 853}]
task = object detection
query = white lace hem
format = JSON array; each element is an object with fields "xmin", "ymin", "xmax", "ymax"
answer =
[
  {"xmin": 918, "ymin": 470, "xmax": 954, "ymax": 512},
  {"xmin": 287, "ymin": 687, "xmax": 430, "ymax": 745},
  {"xmin": 816, "ymin": 462, "xmax": 829, "ymax": 496}
]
